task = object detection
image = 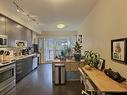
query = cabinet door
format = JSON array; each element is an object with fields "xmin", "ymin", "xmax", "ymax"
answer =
[
  {"xmin": 24, "ymin": 29, "xmax": 32, "ymax": 47},
  {"xmin": 6, "ymin": 18, "xmax": 26, "ymax": 47},
  {"xmin": 22, "ymin": 58, "xmax": 27, "ymax": 77},
  {"xmin": 27, "ymin": 57, "xmax": 33, "ymax": 73},
  {"xmin": 23, "ymin": 58, "xmax": 30, "ymax": 76},
  {"xmin": 70, "ymin": 63, "xmax": 80, "ymax": 80},
  {"xmin": 70, "ymin": 63, "xmax": 78, "ymax": 71},
  {"xmin": 16, "ymin": 57, "xmax": 33, "ymax": 82},
  {"xmin": 70, "ymin": 71, "xmax": 80, "ymax": 80},
  {"xmin": 6, "ymin": 19, "xmax": 17, "ymax": 47},
  {"xmin": 16, "ymin": 60, "xmax": 24, "ymax": 82},
  {"xmin": 0, "ymin": 15, "xmax": 6, "ymax": 35},
  {"xmin": 23, "ymin": 57, "xmax": 33, "ymax": 76}
]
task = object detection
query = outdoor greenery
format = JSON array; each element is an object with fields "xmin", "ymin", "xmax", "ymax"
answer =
[
  {"xmin": 61, "ymin": 47, "xmax": 73, "ymax": 60},
  {"xmin": 61, "ymin": 47, "xmax": 72, "ymax": 58}
]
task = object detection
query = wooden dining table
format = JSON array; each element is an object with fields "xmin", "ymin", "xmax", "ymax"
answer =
[{"xmin": 81, "ymin": 67, "xmax": 127, "ymax": 95}]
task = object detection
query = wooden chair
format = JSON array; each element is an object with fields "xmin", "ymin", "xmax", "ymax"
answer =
[{"xmin": 78, "ymin": 67, "xmax": 97, "ymax": 95}]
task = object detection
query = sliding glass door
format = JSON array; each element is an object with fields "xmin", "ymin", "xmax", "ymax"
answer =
[{"xmin": 44, "ymin": 37, "xmax": 76, "ymax": 62}]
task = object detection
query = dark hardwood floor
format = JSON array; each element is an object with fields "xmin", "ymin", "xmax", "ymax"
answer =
[{"xmin": 6, "ymin": 64, "xmax": 82, "ymax": 95}]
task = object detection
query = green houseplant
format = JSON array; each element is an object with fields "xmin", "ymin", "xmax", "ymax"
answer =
[
  {"xmin": 73, "ymin": 41, "xmax": 82, "ymax": 61},
  {"xmin": 84, "ymin": 50, "xmax": 100, "ymax": 68}
]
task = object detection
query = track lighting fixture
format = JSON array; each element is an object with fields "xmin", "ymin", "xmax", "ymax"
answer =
[{"xmin": 13, "ymin": 0, "xmax": 37, "ymax": 22}]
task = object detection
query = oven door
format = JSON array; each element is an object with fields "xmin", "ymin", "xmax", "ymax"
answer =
[
  {"xmin": 0, "ymin": 38, "xmax": 7, "ymax": 47},
  {"xmin": 0, "ymin": 64, "xmax": 15, "ymax": 92},
  {"xmin": 0, "ymin": 38, "xmax": 3, "ymax": 45},
  {"xmin": 3, "ymin": 38, "xmax": 7, "ymax": 45}
]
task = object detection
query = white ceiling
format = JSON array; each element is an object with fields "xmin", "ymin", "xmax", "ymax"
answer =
[{"xmin": 0, "ymin": 0, "xmax": 97, "ymax": 32}]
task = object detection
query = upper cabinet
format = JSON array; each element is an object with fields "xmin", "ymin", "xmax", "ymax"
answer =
[
  {"xmin": 6, "ymin": 18, "xmax": 24, "ymax": 46},
  {"xmin": 5, "ymin": 16, "xmax": 32, "ymax": 47},
  {"xmin": 0, "ymin": 14, "xmax": 35, "ymax": 47},
  {"xmin": 0, "ymin": 15, "xmax": 6, "ymax": 35},
  {"xmin": 24, "ymin": 29, "xmax": 32, "ymax": 47}
]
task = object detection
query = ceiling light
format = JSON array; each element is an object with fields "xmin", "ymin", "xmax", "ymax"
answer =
[
  {"xmin": 13, "ymin": 0, "xmax": 39, "ymax": 25},
  {"xmin": 16, "ymin": 9, "xmax": 20, "ymax": 12},
  {"xmin": 57, "ymin": 24, "xmax": 65, "ymax": 29}
]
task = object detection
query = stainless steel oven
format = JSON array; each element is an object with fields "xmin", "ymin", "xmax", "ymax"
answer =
[{"xmin": 0, "ymin": 63, "xmax": 16, "ymax": 95}]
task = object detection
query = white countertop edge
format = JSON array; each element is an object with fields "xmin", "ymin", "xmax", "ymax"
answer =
[{"xmin": 15, "ymin": 53, "xmax": 38, "ymax": 60}]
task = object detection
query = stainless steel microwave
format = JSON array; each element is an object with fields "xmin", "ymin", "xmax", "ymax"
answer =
[
  {"xmin": 15, "ymin": 40, "xmax": 27, "ymax": 47},
  {"xmin": 0, "ymin": 35, "xmax": 7, "ymax": 47}
]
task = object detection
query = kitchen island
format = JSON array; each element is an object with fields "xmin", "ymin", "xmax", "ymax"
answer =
[{"xmin": 52, "ymin": 60, "xmax": 85, "ymax": 81}]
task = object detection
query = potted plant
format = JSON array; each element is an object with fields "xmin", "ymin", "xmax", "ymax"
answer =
[
  {"xmin": 73, "ymin": 41, "xmax": 82, "ymax": 61},
  {"xmin": 84, "ymin": 50, "xmax": 100, "ymax": 68}
]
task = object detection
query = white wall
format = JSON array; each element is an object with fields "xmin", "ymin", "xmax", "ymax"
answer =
[
  {"xmin": 78, "ymin": 0, "xmax": 127, "ymax": 79},
  {"xmin": 43, "ymin": 31, "xmax": 77, "ymax": 38}
]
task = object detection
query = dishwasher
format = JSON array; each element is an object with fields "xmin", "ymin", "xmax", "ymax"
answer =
[{"xmin": 32, "ymin": 56, "xmax": 38, "ymax": 70}]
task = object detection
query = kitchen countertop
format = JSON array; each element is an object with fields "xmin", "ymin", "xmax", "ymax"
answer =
[
  {"xmin": 0, "ymin": 60, "xmax": 16, "ymax": 68},
  {"xmin": 52, "ymin": 60, "xmax": 85, "ymax": 63},
  {"xmin": 15, "ymin": 53, "xmax": 38, "ymax": 60},
  {"xmin": 0, "ymin": 53, "xmax": 38, "ymax": 67}
]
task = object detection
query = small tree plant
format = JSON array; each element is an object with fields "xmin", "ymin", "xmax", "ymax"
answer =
[
  {"xmin": 73, "ymin": 41, "xmax": 82, "ymax": 54},
  {"xmin": 73, "ymin": 41, "xmax": 82, "ymax": 61}
]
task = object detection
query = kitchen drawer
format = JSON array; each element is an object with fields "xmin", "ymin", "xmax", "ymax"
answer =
[
  {"xmin": 16, "ymin": 67, "xmax": 22, "ymax": 71},
  {"xmin": 65, "ymin": 63, "xmax": 71, "ymax": 71},
  {"xmin": 70, "ymin": 71, "xmax": 80, "ymax": 80},
  {"xmin": 16, "ymin": 63, "xmax": 22, "ymax": 66},
  {"xmin": 16, "ymin": 56, "xmax": 33, "ymax": 82},
  {"xmin": 70, "ymin": 63, "xmax": 78, "ymax": 71},
  {"xmin": 16, "ymin": 70, "xmax": 23, "ymax": 74}
]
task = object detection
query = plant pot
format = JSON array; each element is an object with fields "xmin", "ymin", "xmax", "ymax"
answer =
[{"xmin": 74, "ymin": 53, "xmax": 81, "ymax": 61}]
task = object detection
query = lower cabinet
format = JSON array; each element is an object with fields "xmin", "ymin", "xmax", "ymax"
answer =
[
  {"xmin": 23, "ymin": 57, "xmax": 33, "ymax": 76},
  {"xmin": 16, "ymin": 57, "xmax": 33, "ymax": 82},
  {"xmin": 16, "ymin": 60, "xmax": 24, "ymax": 82},
  {"xmin": 65, "ymin": 63, "xmax": 80, "ymax": 81}
]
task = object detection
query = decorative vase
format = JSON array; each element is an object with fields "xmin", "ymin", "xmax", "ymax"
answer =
[{"xmin": 74, "ymin": 53, "xmax": 81, "ymax": 61}]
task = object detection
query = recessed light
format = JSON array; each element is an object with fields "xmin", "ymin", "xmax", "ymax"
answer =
[{"xmin": 57, "ymin": 24, "xmax": 65, "ymax": 29}]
